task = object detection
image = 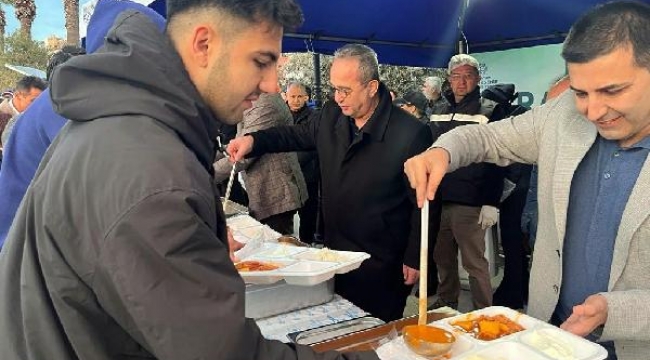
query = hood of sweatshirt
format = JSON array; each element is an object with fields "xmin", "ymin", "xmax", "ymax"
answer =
[{"xmin": 50, "ymin": 9, "xmax": 220, "ymax": 171}]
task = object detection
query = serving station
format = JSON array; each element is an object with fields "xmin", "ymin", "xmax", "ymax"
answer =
[{"xmin": 228, "ymin": 208, "xmax": 607, "ymax": 360}]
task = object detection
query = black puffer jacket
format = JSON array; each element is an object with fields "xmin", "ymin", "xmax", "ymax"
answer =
[{"xmin": 431, "ymin": 87, "xmax": 506, "ymax": 207}]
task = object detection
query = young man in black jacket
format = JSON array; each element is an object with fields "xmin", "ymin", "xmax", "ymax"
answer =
[{"xmin": 0, "ymin": 1, "xmax": 378, "ymax": 359}]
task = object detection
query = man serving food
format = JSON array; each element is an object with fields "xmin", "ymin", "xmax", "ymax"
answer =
[{"xmin": 404, "ymin": 2, "xmax": 650, "ymax": 359}]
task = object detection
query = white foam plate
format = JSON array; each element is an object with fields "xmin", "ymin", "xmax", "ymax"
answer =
[
  {"xmin": 236, "ymin": 243, "xmax": 370, "ymax": 286},
  {"xmin": 377, "ymin": 306, "xmax": 608, "ymax": 360}
]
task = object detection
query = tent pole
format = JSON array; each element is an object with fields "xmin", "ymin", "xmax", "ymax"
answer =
[
  {"xmin": 457, "ymin": 0, "xmax": 470, "ymax": 54},
  {"xmin": 312, "ymin": 52, "xmax": 322, "ymax": 108}
]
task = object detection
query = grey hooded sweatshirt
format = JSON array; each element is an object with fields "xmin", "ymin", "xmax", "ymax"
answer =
[{"xmin": 0, "ymin": 9, "xmax": 378, "ymax": 360}]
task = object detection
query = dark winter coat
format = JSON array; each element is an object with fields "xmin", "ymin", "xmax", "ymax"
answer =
[
  {"xmin": 431, "ymin": 87, "xmax": 506, "ymax": 207},
  {"xmin": 250, "ymin": 83, "xmax": 432, "ymax": 321},
  {"xmin": 291, "ymin": 105, "xmax": 320, "ymax": 184},
  {"xmin": 0, "ymin": 7, "xmax": 377, "ymax": 360}
]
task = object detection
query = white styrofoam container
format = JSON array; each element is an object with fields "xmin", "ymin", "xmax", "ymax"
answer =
[
  {"xmin": 457, "ymin": 341, "xmax": 549, "ymax": 360},
  {"xmin": 520, "ymin": 326, "xmax": 607, "ymax": 360},
  {"xmin": 377, "ymin": 306, "xmax": 607, "ymax": 360},
  {"xmin": 237, "ymin": 258, "xmax": 296, "ymax": 285},
  {"xmin": 227, "ymin": 214, "xmax": 260, "ymax": 229},
  {"xmin": 440, "ymin": 306, "xmax": 540, "ymax": 344},
  {"xmin": 293, "ymin": 249, "xmax": 371, "ymax": 274},
  {"xmin": 375, "ymin": 329, "xmax": 476, "ymax": 360},
  {"xmin": 236, "ymin": 244, "xmax": 370, "ymax": 286},
  {"xmin": 280, "ymin": 261, "xmax": 338, "ymax": 286}
]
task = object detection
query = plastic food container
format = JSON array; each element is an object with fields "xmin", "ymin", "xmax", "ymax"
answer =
[
  {"xmin": 375, "ymin": 306, "xmax": 608, "ymax": 360},
  {"xmin": 235, "ymin": 243, "xmax": 370, "ymax": 286}
]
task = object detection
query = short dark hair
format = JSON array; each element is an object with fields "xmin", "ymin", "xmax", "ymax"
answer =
[
  {"xmin": 46, "ymin": 46, "xmax": 86, "ymax": 81},
  {"xmin": 15, "ymin": 76, "xmax": 47, "ymax": 93},
  {"xmin": 166, "ymin": 0, "xmax": 303, "ymax": 30},
  {"xmin": 562, "ymin": 1, "xmax": 650, "ymax": 70}
]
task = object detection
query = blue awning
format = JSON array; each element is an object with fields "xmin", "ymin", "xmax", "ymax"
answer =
[{"xmin": 146, "ymin": 0, "xmax": 650, "ymax": 67}]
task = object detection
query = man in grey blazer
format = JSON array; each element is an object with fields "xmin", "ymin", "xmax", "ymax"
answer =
[
  {"xmin": 404, "ymin": 2, "xmax": 650, "ymax": 359},
  {"xmin": 214, "ymin": 93, "xmax": 307, "ymax": 234}
]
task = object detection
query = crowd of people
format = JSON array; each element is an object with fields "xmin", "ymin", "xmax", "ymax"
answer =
[{"xmin": 0, "ymin": 0, "xmax": 648, "ymax": 359}]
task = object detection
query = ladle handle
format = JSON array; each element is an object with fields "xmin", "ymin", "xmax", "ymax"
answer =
[
  {"xmin": 418, "ymin": 200, "xmax": 429, "ymax": 326},
  {"xmin": 223, "ymin": 162, "xmax": 237, "ymax": 213}
]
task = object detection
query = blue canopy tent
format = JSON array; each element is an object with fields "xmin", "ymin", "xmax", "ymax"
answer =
[{"xmin": 145, "ymin": 0, "xmax": 639, "ymax": 67}]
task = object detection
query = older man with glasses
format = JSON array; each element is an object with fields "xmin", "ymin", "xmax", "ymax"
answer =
[{"xmin": 228, "ymin": 43, "xmax": 432, "ymax": 322}]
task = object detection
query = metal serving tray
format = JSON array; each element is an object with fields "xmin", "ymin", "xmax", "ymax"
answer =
[
  {"xmin": 288, "ymin": 316, "xmax": 385, "ymax": 345},
  {"xmin": 245, "ymin": 279, "xmax": 334, "ymax": 319}
]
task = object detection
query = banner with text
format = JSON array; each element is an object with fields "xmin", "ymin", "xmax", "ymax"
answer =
[{"xmin": 473, "ymin": 44, "xmax": 566, "ymax": 108}]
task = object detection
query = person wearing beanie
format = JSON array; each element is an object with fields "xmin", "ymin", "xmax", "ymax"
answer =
[{"xmin": 394, "ymin": 90, "xmax": 429, "ymax": 124}]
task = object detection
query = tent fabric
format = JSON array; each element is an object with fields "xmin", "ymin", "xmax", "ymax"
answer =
[{"xmin": 147, "ymin": 0, "xmax": 650, "ymax": 67}]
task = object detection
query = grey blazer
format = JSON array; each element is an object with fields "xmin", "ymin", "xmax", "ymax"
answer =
[
  {"xmin": 214, "ymin": 93, "xmax": 307, "ymax": 221},
  {"xmin": 434, "ymin": 90, "xmax": 650, "ymax": 359}
]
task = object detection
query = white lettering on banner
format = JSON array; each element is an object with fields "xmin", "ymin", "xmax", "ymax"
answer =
[{"xmin": 474, "ymin": 44, "xmax": 566, "ymax": 108}]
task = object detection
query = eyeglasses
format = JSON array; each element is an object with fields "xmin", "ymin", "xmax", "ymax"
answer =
[
  {"xmin": 449, "ymin": 73, "xmax": 477, "ymax": 82},
  {"xmin": 330, "ymin": 86, "xmax": 354, "ymax": 98},
  {"xmin": 329, "ymin": 81, "xmax": 373, "ymax": 99}
]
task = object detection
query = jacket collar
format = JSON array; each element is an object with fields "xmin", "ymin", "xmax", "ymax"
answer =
[
  {"xmin": 443, "ymin": 86, "xmax": 481, "ymax": 108},
  {"xmin": 356, "ymin": 81, "xmax": 392, "ymax": 142}
]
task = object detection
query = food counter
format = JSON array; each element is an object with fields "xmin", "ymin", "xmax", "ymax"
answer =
[
  {"xmin": 311, "ymin": 310, "xmax": 451, "ymax": 352},
  {"xmin": 228, "ymin": 212, "xmax": 607, "ymax": 359},
  {"xmin": 227, "ymin": 213, "xmax": 373, "ymax": 342}
]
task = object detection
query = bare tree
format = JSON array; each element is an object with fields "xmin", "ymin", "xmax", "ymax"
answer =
[{"xmin": 63, "ymin": 0, "xmax": 79, "ymax": 45}]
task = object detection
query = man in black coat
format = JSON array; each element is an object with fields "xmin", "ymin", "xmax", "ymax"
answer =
[{"xmin": 229, "ymin": 44, "xmax": 433, "ymax": 321}]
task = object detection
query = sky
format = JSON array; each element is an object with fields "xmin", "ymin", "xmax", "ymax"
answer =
[
  {"xmin": 5, "ymin": 0, "xmax": 66, "ymax": 41},
  {"xmin": 4, "ymin": 0, "xmax": 152, "ymax": 41}
]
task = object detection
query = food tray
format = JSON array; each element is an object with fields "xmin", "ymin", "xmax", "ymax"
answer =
[
  {"xmin": 236, "ymin": 243, "xmax": 370, "ymax": 286},
  {"xmin": 221, "ymin": 197, "xmax": 248, "ymax": 217},
  {"xmin": 288, "ymin": 316, "xmax": 385, "ymax": 345},
  {"xmin": 227, "ymin": 214, "xmax": 281, "ymax": 244},
  {"xmin": 376, "ymin": 306, "xmax": 608, "ymax": 360},
  {"xmin": 245, "ymin": 280, "xmax": 334, "ymax": 319}
]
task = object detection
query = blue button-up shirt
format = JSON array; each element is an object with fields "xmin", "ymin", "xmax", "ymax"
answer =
[{"xmin": 555, "ymin": 135, "xmax": 650, "ymax": 322}]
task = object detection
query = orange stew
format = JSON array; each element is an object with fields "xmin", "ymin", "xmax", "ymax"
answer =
[
  {"xmin": 404, "ymin": 325, "xmax": 455, "ymax": 344},
  {"xmin": 451, "ymin": 314, "xmax": 524, "ymax": 340},
  {"xmin": 235, "ymin": 260, "xmax": 279, "ymax": 272}
]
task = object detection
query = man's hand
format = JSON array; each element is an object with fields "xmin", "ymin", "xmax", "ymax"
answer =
[
  {"xmin": 560, "ymin": 294, "xmax": 608, "ymax": 337},
  {"xmin": 404, "ymin": 148, "xmax": 450, "ymax": 208},
  {"xmin": 226, "ymin": 135, "xmax": 254, "ymax": 163},
  {"xmin": 478, "ymin": 205, "xmax": 499, "ymax": 229},
  {"xmin": 227, "ymin": 227, "xmax": 244, "ymax": 263},
  {"xmin": 403, "ymin": 264, "xmax": 420, "ymax": 285}
]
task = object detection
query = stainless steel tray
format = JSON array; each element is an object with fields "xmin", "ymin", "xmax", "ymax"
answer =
[
  {"xmin": 245, "ymin": 279, "xmax": 334, "ymax": 319},
  {"xmin": 288, "ymin": 316, "xmax": 385, "ymax": 345}
]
